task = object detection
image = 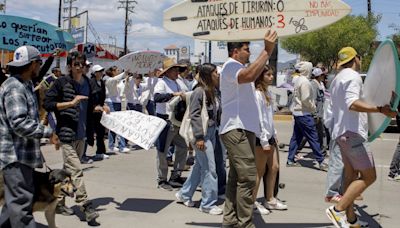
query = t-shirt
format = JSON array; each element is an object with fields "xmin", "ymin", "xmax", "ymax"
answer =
[
  {"xmin": 74, "ymin": 78, "xmax": 90, "ymax": 140},
  {"xmin": 219, "ymin": 58, "xmax": 260, "ymax": 135},
  {"xmin": 330, "ymin": 68, "xmax": 368, "ymax": 140},
  {"xmin": 154, "ymin": 77, "xmax": 188, "ymax": 115}
]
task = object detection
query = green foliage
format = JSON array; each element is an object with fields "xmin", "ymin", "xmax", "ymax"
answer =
[{"xmin": 281, "ymin": 15, "xmax": 380, "ymax": 71}]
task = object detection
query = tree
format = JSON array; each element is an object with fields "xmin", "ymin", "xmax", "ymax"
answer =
[{"xmin": 281, "ymin": 15, "xmax": 380, "ymax": 72}]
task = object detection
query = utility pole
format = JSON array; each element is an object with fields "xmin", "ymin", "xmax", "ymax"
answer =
[
  {"xmin": 367, "ymin": 0, "xmax": 371, "ymax": 14},
  {"xmin": 57, "ymin": 0, "xmax": 62, "ymax": 68},
  {"xmin": 118, "ymin": 0, "xmax": 137, "ymax": 55},
  {"xmin": 208, "ymin": 41, "xmax": 212, "ymax": 63},
  {"xmin": 67, "ymin": 0, "xmax": 77, "ymax": 33}
]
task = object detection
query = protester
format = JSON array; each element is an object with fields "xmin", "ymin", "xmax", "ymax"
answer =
[
  {"xmin": 388, "ymin": 103, "xmax": 400, "ymax": 181},
  {"xmin": 286, "ymin": 61, "xmax": 328, "ymax": 171},
  {"xmin": 144, "ymin": 69, "xmax": 160, "ymax": 115},
  {"xmin": 220, "ymin": 30, "xmax": 277, "ymax": 228},
  {"xmin": 104, "ymin": 66, "xmax": 130, "ymax": 153},
  {"xmin": 311, "ymin": 67, "xmax": 327, "ymax": 154},
  {"xmin": 35, "ymin": 67, "xmax": 62, "ymax": 125},
  {"xmin": 326, "ymin": 47, "xmax": 396, "ymax": 228},
  {"xmin": 44, "ymin": 51, "xmax": 100, "ymax": 223},
  {"xmin": 87, "ymin": 64, "xmax": 109, "ymax": 160},
  {"xmin": 175, "ymin": 63, "xmax": 223, "ymax": 215},
  {"xmin": 0, "ymin": 46, "xmax": 56, "ymax": 227},
  {"xmin": 154, "ymin": 58, "xmax": 188, "ymax": 191},
  {"xmin": 253, "ymin": 65, "xmax": 287, "ymax": 215},
  {"xmin": 125, "ymin": 73, "xmax": 147, "ymax": 112}
]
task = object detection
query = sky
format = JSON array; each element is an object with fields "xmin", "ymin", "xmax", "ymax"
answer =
[{"xmin": 4, "ymin": 0, "xmax": 400, "ymax": 62}]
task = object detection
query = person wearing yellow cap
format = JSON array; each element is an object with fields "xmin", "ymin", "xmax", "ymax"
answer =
[{"xmin": 325, "ymin": 47, "xmax": 397, "ymax": 228}]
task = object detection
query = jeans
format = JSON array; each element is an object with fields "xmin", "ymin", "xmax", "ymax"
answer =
[
  {"xmin": 389, "ymin": 139, "xmax": 400, "ymax": 177},
  {"xmin": 179, "ymin": 125, "xmax": 218, "ymax": 209},
  {"xmin": 325, "ymin": 140, "xmax": 344, "ymax": 197},
  {"xmin": 146, "ymin": 100, "xmax": 156, "ymax": 116},
  {"xmin": 288, "ymin": 115, "xmax": 324, "ymax": 163},
  {"xmin": 215, "ymin": 129, "xmax": 227, "ymax": 196},
  {"xmin": 127, "ymin": 103, "xmax": 143, "ymax": 112},
  {"xmin": 106, "ymin": 102, "xmax": 126, "ymax": 151},
  {"xmin": 0, "ymin": 163, "xmax": 36, "ymax": 228}
]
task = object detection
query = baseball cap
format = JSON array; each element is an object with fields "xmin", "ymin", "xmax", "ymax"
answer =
[
  {"xmin": 337, "ymin": 47, "xmax": 357, "ymax": 66},
  {"xmin": 312, "ymin": 68, "xmax": 323, "ymax": 77},
  {"xmin": 8, "ymin": 46, "xmax": 41, "ymax": 67},
  {"xmin": 92, "ymin": 64, "xmax": 104, "ymax": 72},
  {"xmin": 86, "ymin": 60, "xmax": 93, "ymax": 66}
]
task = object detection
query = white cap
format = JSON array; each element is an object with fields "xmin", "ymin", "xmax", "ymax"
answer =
[
  {"xmin": 86, "ymin": 60, "xmax": 93, "ymax": 66},
  {"xmin": 92, "ymin": 64, "xmax": 104, "ymax": 72},
  {"xmin": 8, "ymin": 46, "xmax": 41, "ymax": 67},
  {"xmin": 312, "ymin": 68, "xmax": 323, "ymax": 77}
]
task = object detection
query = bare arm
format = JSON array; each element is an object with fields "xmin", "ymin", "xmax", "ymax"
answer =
[
  {"xmin": 350, "ymin": 100, "xmax": 397, "ymax": 118},
  {"xmin": 237, "ymin": 30, "xmax": 277, "ymax": 84}
]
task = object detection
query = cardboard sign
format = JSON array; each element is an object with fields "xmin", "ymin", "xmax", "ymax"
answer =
[
  {"xmin": 118, "ymin": 51, "xmax": 166, "ymax": 74},
  {"xmin": 361, "ymin": 40, "xmax": 400, "ymax": 142},
  {"xmin": 164, "ymin": 0, "xmax": 352, "ymax": 41},
  {"xmin": 0, "ymin": 15, "xmax": 75, "ymax": 53},
  {"xmin": 100, "ymin": 111, "xmax": 167, "ymax": 150}
]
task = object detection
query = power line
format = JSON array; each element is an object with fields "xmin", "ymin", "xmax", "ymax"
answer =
[{"xmin": 118, "ymin": 0, "xmax": 137, "ymax": 55}]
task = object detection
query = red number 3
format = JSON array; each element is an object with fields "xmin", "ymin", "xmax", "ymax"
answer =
[{"xmin": 277, "ymin": 14, "xmax": 285, "ymax": 28}]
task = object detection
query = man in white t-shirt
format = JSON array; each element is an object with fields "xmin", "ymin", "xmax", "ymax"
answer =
[
  {"xmin": 325, "ymin": 47, "xmax": 396, "ymax": 228},
  {"xmin": 220, "ymin": 30, "xmax": 277, "ymax": 228}
]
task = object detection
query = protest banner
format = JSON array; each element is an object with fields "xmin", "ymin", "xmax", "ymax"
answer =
[
  {"xmin": 361, "ymin": 40, "xmax": 400, "ymax": 142},
  {"xmin": 164, "ymin": 0, "xmax": 351, "ymax": 41},
  {"xmin": 0, "ymin": 15, "xmax": 75, "ymax": 53},
  {"xmin": 118, "ymin": 51, "xmax": 166, "ymax": 74},
  {"xmin": 100, "ymin": 111, "xmax": 167, "ymax": 150}
]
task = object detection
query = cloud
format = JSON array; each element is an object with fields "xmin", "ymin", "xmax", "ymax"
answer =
[{"xmin": 128, "ymin": 23, "xmax": 170, "ymax": 38}]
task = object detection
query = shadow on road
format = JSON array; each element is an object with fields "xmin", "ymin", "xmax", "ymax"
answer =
[{"xmin": 116, "ymin": 198, "xmax": 174, "ymax": 213}]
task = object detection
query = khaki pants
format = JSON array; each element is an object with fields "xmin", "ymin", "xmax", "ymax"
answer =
[
  {"xmin": 221, "ymin": 129, "xmax": 256, "ymax": 228},
  {"xmin": 59, "ymin": 140, "xmax": 88, "ymax": 205}
]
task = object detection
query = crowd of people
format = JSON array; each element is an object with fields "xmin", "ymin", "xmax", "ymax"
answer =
[{"xmin": 0, "ymin": 28, "xmax": 399, "ymax": 228}]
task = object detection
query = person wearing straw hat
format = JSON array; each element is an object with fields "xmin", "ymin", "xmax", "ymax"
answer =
[
  {"xmin": 154, "ymin": 58, "xmax": 189, "ymax": 190},
  {"xmin": 325, "ymin": 47, "xmax": 396, "ymax": 228}
]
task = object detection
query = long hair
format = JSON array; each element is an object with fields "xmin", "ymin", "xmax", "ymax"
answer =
[
  {"xmin": 196, "ymin": 63, "xmax": 217, "ymax": 105},
  {"xmin": 255, "ymin": 65, "xmax": 273, "ymax": 105}
]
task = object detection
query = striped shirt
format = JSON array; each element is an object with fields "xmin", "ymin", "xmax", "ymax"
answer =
[{"xmin": 0, "ymin": 75, "xmax": 52, "ymax": 169}]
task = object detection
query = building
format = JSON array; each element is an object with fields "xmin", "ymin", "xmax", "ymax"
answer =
[
  {"xmin": 193, "ymin": 40, "xmax": 228, "ymax": 66},
  {"xmin": 100, "ymin": 44, "xmax": 125, "ymax": 58},
  {"xmin": 164, "ymin": 45, "xmax": 180, "ymax": 61}
]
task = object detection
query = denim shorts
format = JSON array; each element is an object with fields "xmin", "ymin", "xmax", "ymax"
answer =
[{"xmin": 336, "ymin": 131, "xmax": 374, "ymax": 171}]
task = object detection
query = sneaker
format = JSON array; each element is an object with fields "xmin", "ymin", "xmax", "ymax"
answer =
[
  {"xmin": 175, "ymin": 192, "xmax": 194, "ymax": 207},
  {"xmin": 120, "ymin": 148, "xmax": 130, "ymax": 153},
  {"xmin": 264, "ymin": 198, "xmax": 287, "ymax": 210},
  {"xmin": 318, "ymin": 161, "xmax": 329, "ymax": 172},
  {"xmin": 349, "ymin": 218, "xmax": 369, "ymax": 228},
  {"xmin": 102, "ymin": 154, "xmax": 110, "ymax": 159},
  {"xmin": 388, "ymin": 174, "xmax": 400, "ymax": 182},
  {"xmin": 326, "ymin": 205, "xmax": 350, "ymax": 228},
  {"xmin": 169, "ymin": 176, "xmax": 186, "ymax": 188},
  {"xmin": 157, "ymin": 181, "xmax": 173, "ymax": 191},
  {"xmin": 108, "ymin": 147, "xmax": 119, "ymax": 153},
  {"xmin": 254, "ymin": 201, "xmax": 270, "ymax": 215},
  {"xmin": 199, "ymin": 205, "xmax": 223, "ymax": 215},
  {"xmin": 167, "ymin": 160, "xmax": 174, "ymax": 167},
  {"xmin": 81, "ymin": 157, "xmax": 94, "ymax": 164},
  {"xmin": 55, "ymin": 204, "xmax": 74, "ymax": 216},
  {"xmin": 286, "ymin": 160, "xmax": 301, "ymax": 167},
  {"xmin": 81, "ymin": 202, "xmax": 99, "ymax": 222}
]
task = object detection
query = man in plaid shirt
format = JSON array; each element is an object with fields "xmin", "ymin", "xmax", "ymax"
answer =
[{"xmin": 0, "ymin": 46, "xmax": 55, "ymax": 227}]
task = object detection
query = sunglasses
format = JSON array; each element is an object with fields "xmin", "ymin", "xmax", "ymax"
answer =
[{"xmin": 73, "ymin": 61, "xmax": 86, "ymax": 67}]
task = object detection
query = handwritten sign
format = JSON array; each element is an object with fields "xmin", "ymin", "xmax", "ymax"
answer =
[
  {"xmin": 163, "ymin": 0, "xmax": 351, "ymax": 41},
  {"xmin": 100, "ymin": 111, "xmax": 167, "ymax": 150},
  {"xmin": 0, "ymin": 15, "xmax": 75, "ymax": 53},
  {"xmin": 118, "ymin": 51, "xmax": 166, "ymax": 74}
]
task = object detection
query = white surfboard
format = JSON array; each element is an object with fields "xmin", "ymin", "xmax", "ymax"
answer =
[
  {"xmin": 117, "ymin": 51, "xmax": 166, "ymax": 74},
  {"xmin": 164, "ymin": 0, "xmax": 351, "ymax": 41},
  {"xmin": 362, "ymin": 40, "xmax": 400, "ymax": 142}
]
